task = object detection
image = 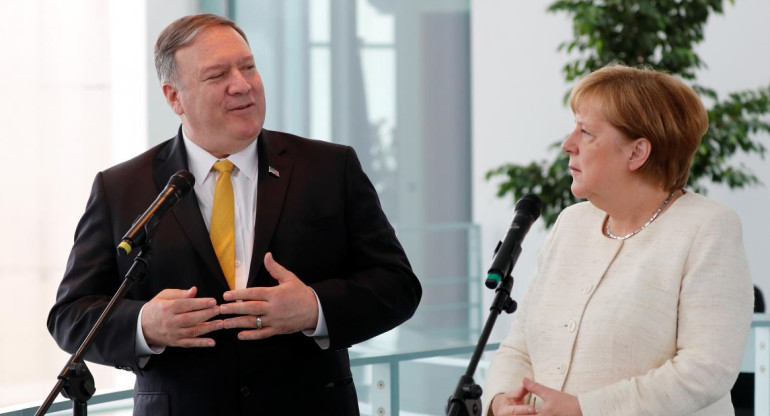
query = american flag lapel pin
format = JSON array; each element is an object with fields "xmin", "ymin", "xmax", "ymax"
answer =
[{"xmin": 268, "ymin": 166, "xmax": 280, "ymax": 178}]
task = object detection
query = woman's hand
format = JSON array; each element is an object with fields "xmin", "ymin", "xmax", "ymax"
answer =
[
  {"xmin": 490, "ymin": 386, "xmax": 536, "ymax": 415},
  {"xmin": 522, "ymin": 378, "xmax": 582, "ymax": 416}
]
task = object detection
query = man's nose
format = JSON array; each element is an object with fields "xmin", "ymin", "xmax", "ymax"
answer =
[{"xmin": 228, "ymin": 70, "xmax": 252, "ymax": 95}]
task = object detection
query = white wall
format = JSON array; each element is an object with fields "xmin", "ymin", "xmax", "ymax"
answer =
[
  {"xmin": 0, "ymin": 1, "xmax": 196, "ymax": 408},
  {"xmin": 147, "ymin": 0, "xmax": 199, "ymax": 146},
  {"xmin": 471, "ymin": 0, "xmax": 770, "ymax": 341},
  {"xmin": 692, "ymin": 0, "xmax": 770, "ymax": 306}
]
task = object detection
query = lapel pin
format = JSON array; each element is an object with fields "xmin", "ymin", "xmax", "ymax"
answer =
[{"xmin": 268, "ymin": 166, "xmax": 280, "ymax": 178}]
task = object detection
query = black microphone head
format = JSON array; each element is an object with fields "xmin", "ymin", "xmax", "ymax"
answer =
[
  {"xmin": 515, "ymin": 193, "xmax": 543, "ymax": 221},
  {"xmin": 168, "ymin": 170, "xmax": 195, "ymax": 196}
]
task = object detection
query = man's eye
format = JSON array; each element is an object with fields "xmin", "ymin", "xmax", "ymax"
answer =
[{"xmin": 207, "ymin": 73, "xmax": 224, "ymax": 80}]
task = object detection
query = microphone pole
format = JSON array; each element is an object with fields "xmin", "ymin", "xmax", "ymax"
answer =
[
  {"xmin": 446, "ymin": 194, "xmax": 542, "ymax": 416},
  {"xmin": 35, "ymin": 171, "xmax": 195, "ymax": 416},
  {"xmin": 35, "ymin": 249, "xmax": 153, "ymax": 416}
]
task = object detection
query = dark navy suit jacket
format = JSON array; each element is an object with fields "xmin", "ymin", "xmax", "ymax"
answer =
[{"xmin": 47, "ymin": 128, "xmax": 421, "ymax": 416}]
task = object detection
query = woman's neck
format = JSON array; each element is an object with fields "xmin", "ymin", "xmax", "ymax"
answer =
[{"xmin": 593, "ymin": 184, "xmax": 682, "ymax": 237}]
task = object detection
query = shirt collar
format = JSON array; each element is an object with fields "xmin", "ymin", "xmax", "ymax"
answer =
[{"xmin": 181, "ymin": 128, "xmax": 259, "ymax": 184}]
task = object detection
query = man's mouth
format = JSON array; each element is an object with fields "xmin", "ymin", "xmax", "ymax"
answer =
[{"xmin": 230, "ymin": 103, "xmax": 253, "ymax": 111}]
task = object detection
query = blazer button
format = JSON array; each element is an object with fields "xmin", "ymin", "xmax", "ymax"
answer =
[
  {"xmin": 568, "ymin": 320, "xmax": 577, "ymax": 332},
  {"xmin": 240, "ymin": 386, "xmax": 251, "ymax": 397},
  {"xmin": 582, "ymin": 284, "xmax": 593, "ymax": 294}
]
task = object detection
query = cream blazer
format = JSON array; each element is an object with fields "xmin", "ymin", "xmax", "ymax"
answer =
[{"xmin": 483, "ymin": 192, "xmax": 753, "ymax": 416}]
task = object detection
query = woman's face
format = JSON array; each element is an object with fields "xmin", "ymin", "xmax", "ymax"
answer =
[{"xmin": 562, "ymin": 98, "xmax": 636, "ymax": 201}]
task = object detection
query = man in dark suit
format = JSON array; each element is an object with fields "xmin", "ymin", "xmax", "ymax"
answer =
[{"xmin": 47, "ymin": 14, "xmax": 421, "ymax": 416}]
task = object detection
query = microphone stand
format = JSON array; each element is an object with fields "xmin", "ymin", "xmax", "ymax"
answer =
[
  {"xmin": 35, "ymin": 247, "xmax": 153, "ymax": 416},
  {"xmin": 445, "ymin": 269, "xmax": 517, "ymax": 416}
]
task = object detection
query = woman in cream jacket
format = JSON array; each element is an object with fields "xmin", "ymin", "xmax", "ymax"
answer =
[{"xmin": 485, "ymin": 64, "xmax": 753, "ymax": 416}]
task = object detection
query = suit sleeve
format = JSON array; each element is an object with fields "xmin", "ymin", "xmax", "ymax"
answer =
[
  {"xmin": 309, "ymin": 147, "xmax": 422, "ymax": 349},
  {"xmin": 47, "ymin": 172, "xmax": 146, "ymax": 372},
  {"xmin": 576, "ymin": 207, "xmax": 754, "ymax": 415}
]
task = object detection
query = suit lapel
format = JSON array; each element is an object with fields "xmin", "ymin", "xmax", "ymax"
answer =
[
  {"xmin": 248, "ymin": 130, "xmax": 294, "ymax": 286},
  {"xmin": 154, "ymin": 127, "xmax": 230, "ymax": 290}
]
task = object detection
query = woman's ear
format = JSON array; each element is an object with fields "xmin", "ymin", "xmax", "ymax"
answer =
[{"xmin": 628, "ymin": 137, "xmax": 652, "ymax": 171}]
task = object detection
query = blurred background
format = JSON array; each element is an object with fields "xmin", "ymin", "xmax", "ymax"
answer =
[{"xmin": 0, "ymin": 0, "xmax": 767, "ymax": 414}]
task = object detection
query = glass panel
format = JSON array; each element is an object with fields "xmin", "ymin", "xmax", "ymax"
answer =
[
  {"xmin": 310, "ymin": 47, "xmax": 332, "ymax": 141},
  {"xmin": 357, "ymin": 0, "xmax": 394, "ymax": 44},
  {"xmin": 309, "ymin": 0, "xmax": 330, "ymax": 44},
  {"xmin": 359, "ymin": 48, "xmax": 397, "ymax": 207}
]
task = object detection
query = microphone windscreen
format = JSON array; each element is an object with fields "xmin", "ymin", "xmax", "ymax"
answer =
[
  {"xmin": 168, "ymin": 170, "xmax": 195, "ymax": 195},
  {"xmin": 515, "ymin": 193, "xmax": 543, "ymax": 221}
]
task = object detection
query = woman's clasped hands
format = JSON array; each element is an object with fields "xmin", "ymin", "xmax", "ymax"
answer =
[{"xmin": 491, "ymin": 378, "xmax": 582, "ymax": 416}]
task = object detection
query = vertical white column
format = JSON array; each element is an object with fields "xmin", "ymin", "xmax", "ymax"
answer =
[
  {"xmin": 371, "ymin": 363, "xmax": 392, "ymax": 416},
  {"xmin": 109, "ymin": 0, "xmax": 148, "ymax": 163},
  {"xmin": 755, "ymin": 326, "xmax": 769, "ymax": 415}
]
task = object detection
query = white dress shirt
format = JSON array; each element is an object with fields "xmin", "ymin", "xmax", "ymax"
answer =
[
  {"xmin": 135, "ymin": 129, "xmax": 328, "ymax": 359},
  {"xmin": 183, "ymin": 131, "xmax": 258, "ymax": 290}
]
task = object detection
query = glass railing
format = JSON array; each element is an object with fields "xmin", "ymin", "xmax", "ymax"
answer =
[
  {"xmin": 5, "ymin": 315, "xmax": 770, "ymax": 416},
  {"xmin": 1, "ymin": 223, "xmax": 485, "ymax": 416},
  {"xmin": 0, "ymin": 330, "xmax": 498, "ymax": 416},
  {"xmin": 6, "ymin": 220, "xmax": 765, "ymax": 415}
]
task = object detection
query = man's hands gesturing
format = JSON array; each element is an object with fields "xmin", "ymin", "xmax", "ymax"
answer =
[
  {"xmin": 220, "ymin": 252, "xmax": 319, "ymax": 340},
  {"xmin": 141, "ymin": 286, "xmax": 223, "ymax": 348}
]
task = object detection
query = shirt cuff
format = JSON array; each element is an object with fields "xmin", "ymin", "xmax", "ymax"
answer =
[
  {"xmin": 136, "ymin": 304, "xmax": 166, "ymax": 357},
  {"xmin": 302, "ymin": 288, "xmax": 330, "ymax": 349}
]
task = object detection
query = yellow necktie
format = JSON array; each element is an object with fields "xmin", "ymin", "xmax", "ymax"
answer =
[{"xmin": 210, "ymin": 160, "xmax": 236, "ymax": 289}]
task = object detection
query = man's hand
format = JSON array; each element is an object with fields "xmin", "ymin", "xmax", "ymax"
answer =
[
  {"xmin": 522, "ymin": 378, "xmax": 582, "ymax": 416},
  {"xmin": 141, "ymin": 286, "xmax": 223, "ymax": 348},
  {"xmin": 220, "ymin": 252, "xmax": 319, "ymax": 340},
  {"xmin": 490, "ymin": 387, "xmax": 536, "ymax": 416}
]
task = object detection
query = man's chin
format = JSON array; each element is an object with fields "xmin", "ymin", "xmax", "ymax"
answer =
[{"xmin": 229, "ymin": 125, "xmax": 263, "ymax": 141}]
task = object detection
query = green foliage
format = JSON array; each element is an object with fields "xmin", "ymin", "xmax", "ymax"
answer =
[
  {"xmin": 485, "ymin": 149, "xmax": 579, "ymax": 225},
  {"xmin": 693, "ymin": 85, "xmax": 770, "ymax": 191},
  {"xmin": 487, "ymin": 0, "xmax": 770, "ymax": 227}
]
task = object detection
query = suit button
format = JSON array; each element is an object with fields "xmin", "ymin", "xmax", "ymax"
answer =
[
  {"xmin": 582, "ymin": 284, "xmax": 593, "ymax": 294},
  {"xmin": 240, "ymin": 386, "xmax": 251, "ymax": 397}
]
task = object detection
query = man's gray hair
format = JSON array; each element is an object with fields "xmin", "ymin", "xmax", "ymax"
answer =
[{"xmin": 154, "ymin": 14, "xmax": 249, "ymax": 86}]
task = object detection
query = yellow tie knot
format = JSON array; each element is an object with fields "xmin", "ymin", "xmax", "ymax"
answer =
[{"xmin": 213, "ymin": 159, "xmax": 235, "ymax": 174}]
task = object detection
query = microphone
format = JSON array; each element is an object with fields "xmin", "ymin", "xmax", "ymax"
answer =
[
  {"xmin": 485, "ymin": 194, "xmax": 542, "ymax": 289},
  {"xmin": 117, "ymin": 170, "xmax": 195, "ymax": 256}
]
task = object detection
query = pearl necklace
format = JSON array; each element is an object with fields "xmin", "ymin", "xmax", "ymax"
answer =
[{"xmin": 605, "ymin": 191, "xmax": 676, "ymax": 240}]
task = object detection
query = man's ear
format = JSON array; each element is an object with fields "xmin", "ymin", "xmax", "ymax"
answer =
[
  {"xmin": 628, "ymin": 137, "xmax": 652, "ymax": 172},
  {"xmin": 162, "ymin": 83, "xmax": 184, "ymax": 115}
]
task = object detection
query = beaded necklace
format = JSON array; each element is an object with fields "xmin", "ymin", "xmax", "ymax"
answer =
[{"xmin": 605, "ymin": 191, "xmax": 676, "ymax": 240}]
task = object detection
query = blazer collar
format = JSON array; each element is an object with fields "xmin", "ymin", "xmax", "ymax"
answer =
[
  {"xmin": 153, "ymin": 127, "xmax": 296, "ymax": 290},
  {"xmin": 153, "ymin": 126, "xmax": 231, "ymax": 290},
  {"xmin": 248, "ymin": 129, "xmax": 294, "ymax": 286}
]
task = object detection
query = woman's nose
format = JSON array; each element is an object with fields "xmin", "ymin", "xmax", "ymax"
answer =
[{"xmin": 562, "ymin": 129, "xmax": 578, "ymax": 154}]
